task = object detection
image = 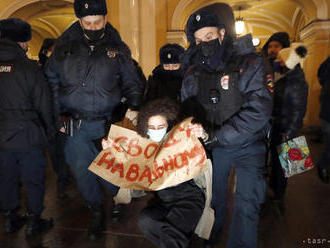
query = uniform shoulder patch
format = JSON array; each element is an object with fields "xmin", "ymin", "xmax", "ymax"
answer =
[
  {"xmin": 107, "ymin": 49, "xmax": 119, "ymax": 58},
  {"xmin": 0, "ymin": 64, "xmax": 14, "ymax": 74},
  {"xmin": 220, "ymin": 75, "xmax": 229, "ymax": 90}
]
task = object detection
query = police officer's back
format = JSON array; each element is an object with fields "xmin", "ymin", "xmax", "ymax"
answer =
[{"xmin": 0, "ymin": 18, "xmax": 54, "ymax": 235}]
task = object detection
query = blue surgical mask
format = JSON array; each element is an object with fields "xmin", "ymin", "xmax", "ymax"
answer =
[{"xmin": 147, "ymin": 128, "xmax": 167, "ymax": 142}]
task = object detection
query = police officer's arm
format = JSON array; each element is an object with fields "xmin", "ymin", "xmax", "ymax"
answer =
[
  {"xmin": 32, "ymin": 65, "xmax": 55, "ymax": 140},
  {"xmin": 117, "ymin": 55, "xmax": 145, "ymax": 109},
  {"xmin": 284, "ymin": 68, "xmax": 308, "ymax": 138},
  {"xmin": 216, "ymin": 57, "xmax": 273, "ymax": 146},
  {"xmin": 44, "ymin": 50, "xmax": 62, "ymax": 130},
  {"xmin": 145, "ymin": 75, "xmax": 158, "ymax": 102}
]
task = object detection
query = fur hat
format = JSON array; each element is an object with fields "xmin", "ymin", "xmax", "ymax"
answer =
[
  {"xmin": 74, "ymin": 0, "xmax": 107, "ymax": 18},
  {"xmin": 0, "ymin": 18, "xmax": 31, "ymax": 42},
  {"xmin": 278, "ymin": 42, "xmax": 307, "ymax": 69},
  {"xmin": 186, "ymin": 10, "xmax": 224, "ymax": 43},
  {"xmin": 159, "ymin": 43, "xmax": 185, "ymax": 64}
]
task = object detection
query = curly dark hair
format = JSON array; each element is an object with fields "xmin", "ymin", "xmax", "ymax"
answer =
[{"xmin": 137, "ymin": 98, "xmax": 179, "ymax": 138}]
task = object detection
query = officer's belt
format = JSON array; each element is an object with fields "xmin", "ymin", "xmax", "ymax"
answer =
[
  {"xmin": 67, "ymin": 113, "xmax": 109, "ymax": 121},
  {"xmin": 0, "ymin": 110, "xmax": 39, "ymax": 121}
]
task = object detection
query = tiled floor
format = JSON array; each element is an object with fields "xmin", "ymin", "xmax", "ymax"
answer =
[{"xmin": 0, "ymin": 132, "xmax": 329, "ymax": 248}]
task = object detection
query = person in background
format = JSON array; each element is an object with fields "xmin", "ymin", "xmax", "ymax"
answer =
[
  {"xmin": 265, "ymin": 36, "xmax": 309, "ymax": 215},
  {"xmin": 38, "ymin": 38, "xmax": 57, "ymax": 67},
  {"xmin": 0, "ymin": 18, "xmax": 54, "ymax": 235},
  {"xmin": 317, "ymin": 56, "xmax": 330, "ymax": 184},
  {"xmin": 45, "ymin": 0, "xmax": 144, "ymax": 240},
  {"xmin": 262, "ymin": 32, "xmax": 291, "ymax": 66},
  {"xmin": 38, "ymin": 38, "xmax": 72, "ymax": 199},
  {"xmin": 145, "ymin": 43, "xmax": 185, "ymax": 103}
]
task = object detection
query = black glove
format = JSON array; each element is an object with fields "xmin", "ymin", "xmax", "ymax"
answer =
[
  {"xmin": 128, "ymin": 94, "xmax": 142, "ymax": 111},
  {"xmin": 202, "ymin": 128, "xmax": 219, "ymax": 150}
]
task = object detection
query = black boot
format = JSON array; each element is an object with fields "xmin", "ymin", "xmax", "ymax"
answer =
[
  {"xmin": 272, "ymin": 198, "xmax": 286, "ymax": 217},
  {"xmin": 111, "ymin": 204, "xmax": 124, "ymax": 223},
  {"xmin": 3, "ymin": 210, "xmax": 26, "ymax": 233},
  {"xmin": 87, "ymin": 209, "xmax": 105, "ymax": 241},
  {"xmin": 318, "ymin": 167, "xmax": 329, "ymax": 184},
  {"xmin": 25, "ymin": 214, "xmax": 54, "ymax": 236}
]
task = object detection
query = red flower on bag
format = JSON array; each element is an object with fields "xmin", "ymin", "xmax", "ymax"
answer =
[
  {"xmin": 288, "ymin": 148, "xmax": 303, "ymax": 161},
  {"xmin": 304, "ymin": 156, "xmax": 314, "ymax": 168}
]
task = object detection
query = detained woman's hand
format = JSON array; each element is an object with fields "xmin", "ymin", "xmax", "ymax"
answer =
[
  {"xmin": 188, "ymin": 123, "xmax": 208, "ymax": 141},
  {"xmin": 102, "ymin": 138, "xmax": 114, "ymax": 150}
]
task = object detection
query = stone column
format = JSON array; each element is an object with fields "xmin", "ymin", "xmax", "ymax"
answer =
[
  {"xmin": 166, "ymin": 30, "xmax": 187, "ymax": 48},
  {"xmin": 300, "ymin": 20, "xmax": 330, "ymax": 126},
  {"xmin": 116, "ymin": 0, "xmax": 157, "ymax": 77}
]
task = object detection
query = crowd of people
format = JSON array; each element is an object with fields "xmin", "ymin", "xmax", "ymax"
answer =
[{"xmin": 0, "ymin": 0, "xmax": 328, "ymax": 247}]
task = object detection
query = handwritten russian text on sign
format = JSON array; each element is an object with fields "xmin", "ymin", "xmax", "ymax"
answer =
[{"xmin": 89, "ymin": 118, "xmax": 207, "ymax": 190}]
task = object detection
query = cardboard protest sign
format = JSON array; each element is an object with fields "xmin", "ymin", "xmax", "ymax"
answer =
[{"xmin": 88, "ymin": 118, "xmax": 207, "ymax": 190}]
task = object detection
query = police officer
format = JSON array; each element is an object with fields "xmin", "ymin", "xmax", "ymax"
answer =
[
  {"xmin": 145, "ymin": 43, "xmax": 185, "ymax": 103},
  {"xmin": 181, "ymin": 4, "xmax": 272, "ymax": 248},
  {"xmin": 0, "ymin": 18, "xmax": 54, "ymax": 235},
  {"xmin": 45, "ymin": 0, "xmax": 144, "ymax": 240}
]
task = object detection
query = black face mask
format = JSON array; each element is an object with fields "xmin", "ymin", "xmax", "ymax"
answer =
[
  {"xmin": 198, "ymin": 38, "xmax": 221, "ymax": 58},
  {"xmin": 83, "ymin": 28, "xmax": 105, "ymax": 41}
]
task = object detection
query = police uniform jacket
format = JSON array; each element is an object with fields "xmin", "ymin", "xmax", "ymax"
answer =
[
  {"xmin": 145, "ymin": 65, "xmax": 183, "ymax": 103},
  {"xmin": 45, "ymin": 21, "xmax": 144, "ymax": 127},
  {"xmin": 0, "ymin": 39, "xmax": 54, "ymax": 151},
  {"xmin": 181, "ymin": 35, "xmax": 273, "ymax": 148},
  {"xmin": 272, "ymin": 65, "xmax": 308, "ymax": 139}
]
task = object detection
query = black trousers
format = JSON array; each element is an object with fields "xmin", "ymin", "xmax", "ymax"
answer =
[
  {"xmin": 269, "ymin": 126, "xmax": 288, "ymax": 200},
  {"xmin": 0, "ymin": 150, "xmax": 46, "ymax": 215},
  {"xmin": 138, "ymin": 180, "xmax": 205, "ymax": 248},
  {"xmin": 49, "ymin": 132, "xmax": 71, "ymax": 191},
  {"xmin": 317, "ymin": 120, "xmax": 330, "ymax": 170}
]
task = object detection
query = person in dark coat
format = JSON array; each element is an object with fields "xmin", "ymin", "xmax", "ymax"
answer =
[
  {"xmin": 317, "ymin": 56, "xmax": 330, "ymax": 183},
  {"xmin": 181, "ymin": 4, "xmax": 272, "ymax": 248},
  {"xmin": 145, "ymin": 43, "xmax": 185, "ymax": 103},
  {"xmin": 0, "ymin": 18, "xmax": 55, "ymax": 235},
  {"xmin": 45, "ymin": 0, "xmax": 144, "ymax": 240},
  {"xmin": 262, "ymin": 32, "xmax": 290, "ymax": 64},
  {"xmin": 38, "ymin": 38, "xmax": 72, "ymax": 199},
  {"xmin": 262, "ymin": 32, "xmax": 291, "ymax": 94},
  {"xmin": 38, "ymin": 38, "xmax": 57, "ymax": 67},
  {"xmin": 266, "ymin": 41, "xmax": 308, "ymax": 215}
]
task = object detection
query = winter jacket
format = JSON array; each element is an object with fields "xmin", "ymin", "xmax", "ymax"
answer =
[
  {"xmin": 45, "ymin": 21, "xmax": 144, "ymax": 127},
  {"xmin": 145, "ymin": 65, "xmax": 183, "ymax": 103},
  {"xmin": 272, "ymin": 65, "xmax": 308, "ymax": 139},
  {"xmin": 318, "ymin": 56, "xmax": 330, "ymax": 122},
  {"xmin": 0, "ymin": 39, "xmax": 54, "ymax": 151},
  {"xmin": 181, "ymin": 34, "xmax": 273, "ymax": 148}
]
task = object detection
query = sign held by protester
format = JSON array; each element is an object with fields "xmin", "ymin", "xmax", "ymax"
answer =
[{"xmin": 88, "ymin": 118, "xmax": 207, "ymax": 190}]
